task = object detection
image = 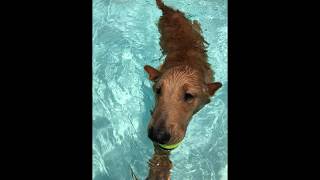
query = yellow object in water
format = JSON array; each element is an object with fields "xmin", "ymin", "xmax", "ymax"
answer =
[{"xmin": 159, "ymin": 141, "xmax": 182, "ymax": 150}]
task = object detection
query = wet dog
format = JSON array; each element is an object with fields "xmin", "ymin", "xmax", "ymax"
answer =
[{"xmin": 145, "ymin": 0, "xmax": 222, "ymax": 148}]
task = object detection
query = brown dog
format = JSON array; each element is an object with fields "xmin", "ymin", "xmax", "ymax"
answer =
[{"xmin": 145, "ymin": 0, "xmax": 222, "ymax": 148}]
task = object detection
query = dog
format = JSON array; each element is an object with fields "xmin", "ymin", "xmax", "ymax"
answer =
[{"xmin": 144, "ymin": 0, "xmax": 222, "ymax": 149}]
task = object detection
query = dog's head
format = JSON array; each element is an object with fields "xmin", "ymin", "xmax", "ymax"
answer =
[{"xmin": 144, "ymin": 65, "xmax": 222, "ymax": 146}]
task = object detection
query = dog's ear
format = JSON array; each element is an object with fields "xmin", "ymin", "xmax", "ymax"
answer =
[
  {"xmin": 207, "ymin": 82, "xmax": 222, "ymax": 96},
  {"xmin": 144, "ymin": 65, "xmax": 161, "ymax": 81}
]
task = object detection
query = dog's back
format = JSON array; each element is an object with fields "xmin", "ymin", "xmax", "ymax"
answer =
[{"xmin": 155, "ymin": 0, "xmax": 212, "ymax": 82}]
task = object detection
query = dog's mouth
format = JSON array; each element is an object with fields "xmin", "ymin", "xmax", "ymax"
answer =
[{"xmin": 149, "ymin": 109, "xmax": 185, "ymax": 151}]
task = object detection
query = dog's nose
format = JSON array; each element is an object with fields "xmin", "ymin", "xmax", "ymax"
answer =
[
  {"xmin": 156, "ymin": 129, "xmax": 171, "ymax": 144},
  {"xmin": 148, "ymin": 126, "xmax": 171, "ymax": 144}
]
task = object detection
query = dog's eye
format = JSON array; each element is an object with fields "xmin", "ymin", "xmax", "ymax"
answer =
[{"xmin": 184, "ymin": 93, "xmax": 194, "ymax": 102}]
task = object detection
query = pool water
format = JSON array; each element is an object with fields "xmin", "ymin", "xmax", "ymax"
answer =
[{"xmin": 93, "ymin": 0, "xmax": 227, "ymax": 179}]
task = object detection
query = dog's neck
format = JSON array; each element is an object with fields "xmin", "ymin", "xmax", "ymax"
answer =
[{"xmin": 146, "ymin": 144, "xmax": 173, "ymax": 180}]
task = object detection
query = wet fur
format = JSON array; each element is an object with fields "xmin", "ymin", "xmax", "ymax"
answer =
[
  {"xmin": 156, "ymin": 0, "xmax": 213, "ymax": 83},
  {"xmin": 145, "ymin": 0, "xmax": 222, "ymax": 148},
  {"xmin": 145, "ymin": 1, "xmax": 222, "ymax": 179}
]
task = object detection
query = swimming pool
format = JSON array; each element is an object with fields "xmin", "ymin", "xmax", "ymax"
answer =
[{"xmin": 93, "ymin": 0, "xmax": 227, "ymax": 179}]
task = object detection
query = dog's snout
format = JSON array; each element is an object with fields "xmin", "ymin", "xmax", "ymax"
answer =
[{"xmin": 148, "ymin": 126, "xmax": 171, "ymax": 144}]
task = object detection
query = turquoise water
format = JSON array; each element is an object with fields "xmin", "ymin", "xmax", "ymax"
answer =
[{"xmin": 93, "ymin": 0, "xmax": 227, "ymax": 179}]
